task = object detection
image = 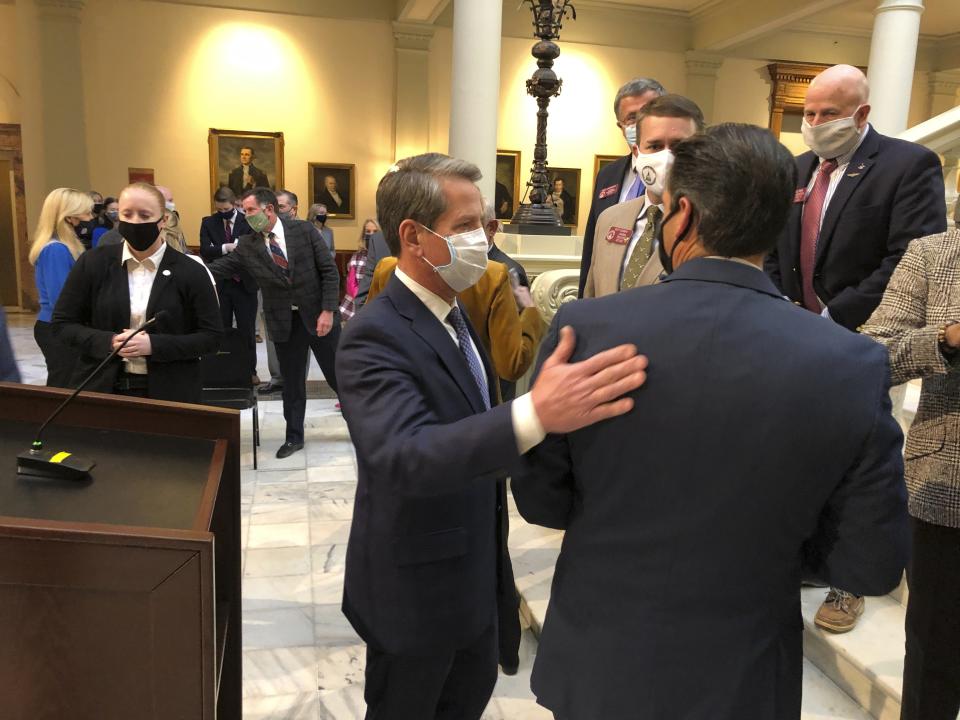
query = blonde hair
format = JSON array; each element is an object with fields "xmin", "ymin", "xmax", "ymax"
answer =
[
  {"xmin": 359, "ymin": 218, "xmax": 380, "ymax": 246},
  {"xmin": 120, "ymin": 182, "xmax": 166, "ymax": 215},
  {"xmin": 29, "ymin": 188, "xmax": 93, "ymax": 265}
]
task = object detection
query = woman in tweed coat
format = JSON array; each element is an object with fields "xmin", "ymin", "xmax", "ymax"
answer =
[{"xmin": 861, "ymin": 222, "xmax": 960, "ymax": 720}]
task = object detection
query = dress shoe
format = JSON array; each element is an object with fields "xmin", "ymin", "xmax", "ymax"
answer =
[
  {"xmin": 814, "ymin": 588, "xmax": 865, "ymax": 633},
  {"xmin": 275, "ymin": 442, "xmax": 304, "ymax": 459},
  {"xmin": 499, "ymin": 662, "xmax": 519, "ymax": 676},
  {"xmin": 259, "ymin": 381, "xmax": 283, "ymax": 393}
]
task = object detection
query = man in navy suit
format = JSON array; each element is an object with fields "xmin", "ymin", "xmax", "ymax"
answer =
[
  {"xmin": 513, "ymin": 124, "xmax": 910, "ymax": 720},
  {"xmin": 578, "ymin": 77, "xmax": 665, "ymax": 297},
  {"xmin": 199, "ymin": 187, "xmax": 258, "ymax": 382},
  {"xmin": 765, "ymin": 64, "xmax": 944, "ymax": 633},
  {"xmin": 765, "ymin": 64, "xmax": 946, "ymax": 334},
  {"xmin": 335, "ymin": 153, "xmax": 649, "ymax": 720}
]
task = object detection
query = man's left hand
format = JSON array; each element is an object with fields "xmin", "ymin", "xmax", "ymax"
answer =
[{"xmin": 317, "ymin": 311, "xmax": 334, "ymax": 337}]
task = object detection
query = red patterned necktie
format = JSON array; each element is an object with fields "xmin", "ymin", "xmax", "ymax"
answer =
[
  {"xmin": 267, "ymin": 232, "xmax": 290, "ymax": 280},
  {"xmin": 799, "ymin": 159, "xmax": 837, "ymax": 312},
  {"xmin": 223, "ymin": 218, "xmax": 232, "ymax": 244}
]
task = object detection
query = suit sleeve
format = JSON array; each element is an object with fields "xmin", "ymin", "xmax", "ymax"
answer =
[
  {"xmin": 51, "ymin": 252, "xmax": 115, "ymax": 358},
  {"xmin": 199, "ymin": 218, "xmax": 223, "ymax": 263},
  {"xmin": 336, "ymin": 318, "xmax": 520, "ymax": 497},
  {"xmin": 828, "ymin": 149, "xmax": 947, "ymax": 329},
  {"xmin": 486, "ymin": 270, "xmax": 544, "ymax": 381},
  {"xmin": 149, "ymin": 265, "xmax": 224, "ymax": 363},
  {"xmin": 861, "ymin": 239, "xmax": 960, "ymax": 385},
  {"xmin": 309, "ymin": 225, "xmax": 340, "ymax": 312},
  {"xmin": 510, "ymin": 311, "xmax": 577, "ymax": 529},
  {"xmin": 801, "ymin": 346, "xmax": 910, "ymax": 595}
]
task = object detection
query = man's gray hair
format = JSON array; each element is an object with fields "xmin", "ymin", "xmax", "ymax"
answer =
[
  {"xmin": 481, "ymin": 197, "xmax": 496, "ymax": 225},
  {"xmin": 377, "ymin": 152, "xmax": 482, "ymax": 256},
  {"xmin": 614, "ymin": 77, "xmax": 666, "ymax": 119}
]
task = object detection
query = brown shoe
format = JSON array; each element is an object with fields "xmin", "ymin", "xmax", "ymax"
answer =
[{"xmin": 814, "ymin": 588, "xmax": 865, "ymax": 633}]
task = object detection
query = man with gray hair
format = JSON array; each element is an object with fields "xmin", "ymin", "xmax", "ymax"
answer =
[
  {"xmin": 578, "ymin": 76, "xmax": 665, "ymax": 297},
  {"xmin": 335, "ymin": 152, "xmax": 649, "ymax": 718}
]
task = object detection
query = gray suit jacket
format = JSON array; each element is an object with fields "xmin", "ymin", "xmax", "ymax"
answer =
[
  {"xmin": 862, "ymin": 228, "xmax": 960, "ymax": 528},
  {"xmin": 584, "ymin": 198, "xmax": 663, "ymax": 297}
]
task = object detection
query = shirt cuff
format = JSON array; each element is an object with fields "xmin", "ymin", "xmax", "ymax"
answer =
[
  {"xmin": 222, "ymin": 244, "xmax": 230, "ymax": 254},
  {"xmin": 511, "ymin": 392, "xmax": 546, "ymax": 454},
  {"xmin": 820, "ymin": 306, "xmax": 832, "ymax": 320}
]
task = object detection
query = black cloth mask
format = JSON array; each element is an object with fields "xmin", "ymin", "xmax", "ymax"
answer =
[
  {"xmin": 119, "ymin": 220, "xmax": 162, "ymax": 252},
  {"xmin": 315, "ymin": 214, "xmax": 327, "ymax": 224},
  {"xmin": 655, "ymin": 201, "xmax": 694, "ymax": 276},
  {"xmin": 217, "ymin": 209, "xmax": 234, "ymax": 221}
]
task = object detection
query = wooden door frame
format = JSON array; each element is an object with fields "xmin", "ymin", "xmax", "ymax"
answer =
[{"xmin": 0, "ymin": 124, "xmax": 30, "ymax": 311}]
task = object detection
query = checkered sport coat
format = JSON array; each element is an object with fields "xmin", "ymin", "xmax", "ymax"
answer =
[{"xmin": 862, "ymin": 228, "xmax": 960, "ymax": 528}]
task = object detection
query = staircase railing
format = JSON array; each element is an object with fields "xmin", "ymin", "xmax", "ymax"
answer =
[{"xmin": 898, "ymin": 104, "xmax": 960, "ymax": 225}]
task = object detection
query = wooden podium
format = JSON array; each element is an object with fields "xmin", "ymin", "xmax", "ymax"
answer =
[{"xmin": 0, "ymin": 383, "xmax": 241, "ymax": 720}]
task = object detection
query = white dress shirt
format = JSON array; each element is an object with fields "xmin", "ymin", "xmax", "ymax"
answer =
[
  {"xmin": 620, "ymin": 196, "xmax": 663, "ymax": 281},
  {"xmin": 121, "ymin": 240, "xmax": 167, "ymax": 375},
  {"xmin": 221, "ymin": 209, "xmax": 239, "ymax": 254},
  {"xmin": 394, "ymin": 267, "xmax": 546, "ymax": 454},
  {"xmin": 806, "ymin": 124, "xmax": 871, "ymax": 224}
]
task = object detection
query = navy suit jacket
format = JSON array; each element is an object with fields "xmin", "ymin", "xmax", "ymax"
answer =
[
  {"xmin": 336, "ymin": 274, "xmax": 520, "ymax": 655},
  {"xmin": 199, "ymin": 211, "xmax": 256, "ymax": 293},
  {"xmin": 765, "ymin": 128, "xmax": 946, "ymax": 331},
  {"xmin": 578, "ymin": 154, "xmax": 633, "ymax": 297},
  {"xmin": 513, "ymin": 258, "xmax": 909, "ymax": 719}
]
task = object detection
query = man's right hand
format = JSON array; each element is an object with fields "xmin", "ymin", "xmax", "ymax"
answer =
[{"xmin": 530, "ymin": 326, "xmax": 647, "ymax": 434}]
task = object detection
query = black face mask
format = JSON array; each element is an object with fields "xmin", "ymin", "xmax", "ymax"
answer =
[
  {"xmin": 655, "ymin": 200, "xmax": 694, "ymax": 276},
  {"xmin": 315, "ymin": 214, "xmax": 327, "ymax": 224},
  {"xmin": 217, "ymin": 209, "xmax": 234, "ymax": 220},
  {"xmin": 92, "ymin": 203, "xmax": 104, "ymax": 215},
  {"xmin": 119, "ymin": 220, "xmax": 162, "ymax": 252}
]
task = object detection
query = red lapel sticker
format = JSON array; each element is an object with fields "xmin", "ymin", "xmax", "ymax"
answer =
[
  {"xmin": 599, "ymin": 184, "xmax": 620, "ymax": 199},
  {"xmin": 794, "ymin": 188, "xmax": 806, "ymax": 203},
  {"xmin": 605, "ymin": 227, "xmax": 631, "ymax": 245}
]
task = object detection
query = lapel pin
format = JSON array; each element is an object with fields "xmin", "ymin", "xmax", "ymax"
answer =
[
  {"xmin": 847, "ymin": 173, "xmax": 861, "ymax": 178},
  {"xmin": 857, "ymin": 163, "xmax": 866, "ymax": 170},
  {"xmin": 162, "ymin": 269, "xmax": 171, "ymax": 277}
]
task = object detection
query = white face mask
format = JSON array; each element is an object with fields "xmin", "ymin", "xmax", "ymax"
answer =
[
  {"xmin": 420, "ymin": 224, "xmax": 488, "ymax": 293},
  {"xmin": 624, "ymin": 123, "xmax": 638, "ymax": 151},
  {"xmin": 635, "ymin": 148, "xmax": 674, "ymax": 198},
  {"xmin": 801, "ymin": 106, "xmax": 864, "ymax": 160}
]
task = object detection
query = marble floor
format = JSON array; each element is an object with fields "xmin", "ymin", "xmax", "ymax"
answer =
[{"xmin": 5, "ymin": 311, "xmax": 897, "ymax": 719}]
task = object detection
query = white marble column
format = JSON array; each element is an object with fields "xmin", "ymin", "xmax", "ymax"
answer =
[
  {"xmin": 684, "ymin": 51, "xmax": 724, "ymax": 124},
  {"xmin": 866, "ymin": 0, "xmax": 924, "ymax": 135},
  {"xmin": 392, "ymin": 22, "xmax": 435, "ymax": 162},
  {"xmin": 448, "ymin": 0, "xmax": 503, "ymax": 202}
]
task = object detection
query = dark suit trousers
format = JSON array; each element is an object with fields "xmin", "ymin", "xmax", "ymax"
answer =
[
  {"xmin": 901, "ymin": 517, "xmax": 960, "ymax": 720},
  {"xmin": 218, "ymin": 279, "xmax": 258, "ymax": 374},
  {"xmin": 363, "ymin": 622, "xmax": 498, "ymax": 720},
  {"xmin": 34, "ymin": 320, "xmax": 76, "ymax": 388},
  {"xmin": 275, "ymin": 310, "xmax": 340, "ymax": 444}
]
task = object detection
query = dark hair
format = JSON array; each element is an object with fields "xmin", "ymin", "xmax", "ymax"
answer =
[
  {"xmin": 240, "ymin": 146, "xmax": 255, "ymax": 157},
  {"xmin": 636, "ymin": 94, "xmax": 705, "ymax": 138},
  {"xmin": 667, "ymin": 123, "xmax": 797, "ymax": 257},
  {"xmin": 214, "ymin": 186, "xmax": 236, "ymax": 204},
  {"xmin": 277, "ymin": 189, "xmax": 298, "ymax": 206},
  {"xmin": 242, "ymin": 187, "xmax": 278, "ymax": 210}
]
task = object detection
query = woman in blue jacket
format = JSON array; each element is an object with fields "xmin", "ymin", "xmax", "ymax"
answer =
[{"xmin": 28, "ymin": 188, "xmax": 93, "ymax": 386}]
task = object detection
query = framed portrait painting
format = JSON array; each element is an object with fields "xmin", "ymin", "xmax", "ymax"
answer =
[
  {"xmin": 308, "ymin": 163, "xmax": 355, "ymax": 219},
  {"xmin": 594, "ymin": 154, "xmax": 621, "ymax": 180},
  {"xmin": 495, "ymin": 150, "xmax": 521, "ymax": 220},
  {"xmin": 545, "ymin": 166, "xmax": 581, "ymax": 227},
  {"xmin": 209, "ymin": 129, "xmax": 284, "ymax": 203}
]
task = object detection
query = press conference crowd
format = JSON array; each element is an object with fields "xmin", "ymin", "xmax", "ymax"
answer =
[{"xmin": 0, "ymin": 62, "xmax": 958, "ymax": 719}]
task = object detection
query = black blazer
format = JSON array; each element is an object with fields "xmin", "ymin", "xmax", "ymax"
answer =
[
  {"xmin": 513, "ymin": 258, "xmax": 909, "ymax": 719},
  {"xmin": 199, "ymin": 211, "xmax": 256, "ymax": 293},
  {"xmin": 578, "ymin": 154, "xmax": 633, "ymax": 296},
  {"xmin": 227, "ymin": 164, "xmax": 269, "ymax": 197},
  {"xmin": 208, "ymin": 218, "xmax": 340, "ymax": 343},
  {"xmin": 488, "ymin": 242, "xmax": 529, "ymax": 287},
  {"xmin": 315, "ymin": 188, "xmax": 350, "ymax": 215},
  {"xmin": 51, "ymin": 244, "xmax": 223, "ymax": 404},
  {"xmin": 765, "ymin": 128, "xmax": 946, "ymax": 330},
  {"xmin": 336, "ymin": 275, "xmax": 519, "ymax": 655}
]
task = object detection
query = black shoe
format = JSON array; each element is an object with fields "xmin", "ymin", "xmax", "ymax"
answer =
[
  {"xmin": 500, "ymin": 662, "xmax": 519, "ymax": 676},
  {"xmin": 275, "ymin": 442, "xmax": 303, "ymax": 459},
  {"xmin": 259, "ymin": 381, "xmax": 283, "ymax": 393}
]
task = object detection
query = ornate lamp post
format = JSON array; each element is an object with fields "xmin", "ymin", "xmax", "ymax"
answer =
[{"xmin": 509, "ymin": 0, "xmax": 577, "ymax": 233}]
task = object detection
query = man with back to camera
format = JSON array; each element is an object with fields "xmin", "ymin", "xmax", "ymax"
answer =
[
  {"xmin": 199, "ymin": 186, "xmax": 257, "ymax": 383},
  {"xmin": 578, "ymin": 77, "xmax": 666, "ymax": 297},
  {"xmin": 513, "ymin": 124, "xmax": 910, "ymax": 720},
  {"xmin": 764, "ymin": 63, "xmax": 945, "ymax": 633},
  {"xmin": 207, "ymin": 187, "xmax": 340, "ymax": 458},
  {"xmin": 335, "ymin": 152, "xmax": 649, "ymax": 719},
  {"xmin": 584, "ymin": 94, "xmax": 703, "ymax": 297}
]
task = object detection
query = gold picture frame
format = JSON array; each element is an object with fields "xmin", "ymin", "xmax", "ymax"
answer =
[
  {"xmin": 308, "ymin": 162, "xmax": 356, "ymax": 220},
  {"xmin": 545, "ymin": 166, "xmax": 582, "ymax": 227},
  {"xmin": 593, "ymin": 154, "xmax": 621, "ymax": 181},
  {"xmin": 208, "ymin": 129, "xmax": 284, "ymax": 207}
]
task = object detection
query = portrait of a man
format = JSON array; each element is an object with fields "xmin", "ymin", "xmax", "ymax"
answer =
[
  {"xmin": 228, "ymin": 146, "xmax": 270, "ymax": 197},
  {"xmin": 308, "ymin": 163, "xmax": 355, "ymax": 219},
  {"xmin": 208, "ymin": 129, "xmax": 284, "ymax": 204},
  {"xmin": 495, "ymin": 150, "xmax": 521, "ymax": 220},
  {"xmin": 546, "ymin": 167, "xmax": 581, "ymax": 227}
]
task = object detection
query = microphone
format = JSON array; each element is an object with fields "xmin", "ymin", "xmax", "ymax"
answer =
[{"xmin": 17, "ymin": 311, "xmax": 168, "ymax": 481}]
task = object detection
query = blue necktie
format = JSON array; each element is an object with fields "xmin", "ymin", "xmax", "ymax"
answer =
[
  {"xmin": 447, "ymin": 307, "xmax": 490, "ymax": 410},
  {"xmin": 625, "ymin": 172, "xmax": 644, "ymax": 201}
]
